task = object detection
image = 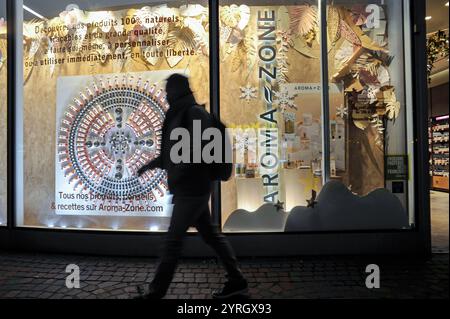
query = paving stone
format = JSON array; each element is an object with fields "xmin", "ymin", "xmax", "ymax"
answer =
[{"xmin": 0, "ymin": 252, "xmax": 447, "ymax": 299}]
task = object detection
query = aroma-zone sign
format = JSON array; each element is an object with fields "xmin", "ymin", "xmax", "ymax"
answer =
[{"xmin": 257, "ymin": 9, "xmax": 280, "ymax": 204}]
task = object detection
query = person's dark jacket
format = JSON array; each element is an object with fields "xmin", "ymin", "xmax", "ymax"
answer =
[{"xmin": 139, "ymin": 92, "xmax": 213, "ymax": 197}]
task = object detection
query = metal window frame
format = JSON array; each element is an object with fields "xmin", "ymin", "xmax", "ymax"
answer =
[
  {"xmin": 0, "ymin": 0, "xmax": 431, "ymax": 257},
  {"xmin": 0, "ymin": 0, "xmax": 8, "ymax": 229}
]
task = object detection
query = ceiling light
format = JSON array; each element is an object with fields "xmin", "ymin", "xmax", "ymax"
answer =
[
  {"xmin": 446, "ymin": 2, "xmax": 449, "ymax": 7},
  {"xmin": 23, "ymin": 5, "xmax": 46, "ymax": 20},
  {"xmin": 425, "ymin": 16, "xmax": 432, "ymax": 21}
]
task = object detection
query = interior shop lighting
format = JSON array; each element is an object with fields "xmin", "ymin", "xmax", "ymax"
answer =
[
  {"xmin": 23, "ymin": 5, "xmax": 46, "ymax": 20},
  {"xmin": 436, "ymin": 115, "xmax": 449, "ymax": 121},
  {"xmin": 149, "ymin": 225, "xmax": 159, "ymax": 232},
  {"xmin": 425, "ymin": 16, "xmax": 432, "ymax": 21},
  {"xmin": 446, "ymin": 2, "xmax": 449, "ymax": 7}
]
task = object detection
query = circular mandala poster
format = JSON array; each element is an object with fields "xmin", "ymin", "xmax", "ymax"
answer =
[{"xmin": 55, "ymin": 72, "xmax": 174, "ymax": 217}]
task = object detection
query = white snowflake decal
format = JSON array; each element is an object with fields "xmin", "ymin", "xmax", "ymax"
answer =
[
  {"xmin": 274, "ymin": 87, "xmax": 298, "ymax": 112},
  {"xmin": 336, "ymin": 105, "xmax": 348, "ymax": 119},
  {"xmin": 240, "ymin": 85, "xmax": 258, "ymax": 102}
]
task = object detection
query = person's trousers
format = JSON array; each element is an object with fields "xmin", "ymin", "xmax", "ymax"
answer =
[{"xmin": 151, "ymin": 194, "xmax": 244, "ymax": 294}]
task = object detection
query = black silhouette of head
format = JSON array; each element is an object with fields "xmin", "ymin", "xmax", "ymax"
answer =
[{"xmin": 165, "ymin": 74, "xmax": 193, "ymax": 106}]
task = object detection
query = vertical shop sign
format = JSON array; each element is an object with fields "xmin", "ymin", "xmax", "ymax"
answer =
[{"xmin": 257, "ymin": 9, "xmax": 280, "ymax": 204}]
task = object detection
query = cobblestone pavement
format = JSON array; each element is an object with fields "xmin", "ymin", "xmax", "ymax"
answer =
[{"xmin": 0, "ymin": 252, "xmax": 448, "ymax": 299}]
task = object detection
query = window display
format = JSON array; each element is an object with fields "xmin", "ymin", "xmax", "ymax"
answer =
[
  {"xmin": 219, "ymin": 1, "xmax": 324, "ymax": 233},
  {"xmin": 12, "ymin": 0, "xmax": 416, "ymax": 233},
  {"xmin": 320, "ymin": 0, "xmax": 414, "ymax": 231},
  {"xmin": 220, "ymin": 0, "xmax": 413, "ymax": 232},
  {"xmin": 326, "ymin": 0, "xmax": 406, "ymax": 195},
  {"xmin": 17, "ymin": 1, "xmax": 209, "ymax": 231},
  {"xmin": 0, "ymin": 0, "xmax": 6, "ymax": 226}
]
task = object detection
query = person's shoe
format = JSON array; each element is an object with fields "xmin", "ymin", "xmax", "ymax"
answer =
[
  {"xmin": 134, "ymin": 284, "xmax": 165, "ymax": 300},
  {"xmin": 212, "ymin": 279, "xmax": 248, "ymax": 299}
]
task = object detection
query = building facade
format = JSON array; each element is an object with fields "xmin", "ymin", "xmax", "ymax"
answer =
[{"xmin": 0, "ymin": 0, "xmax": 431, "ymax": 256}]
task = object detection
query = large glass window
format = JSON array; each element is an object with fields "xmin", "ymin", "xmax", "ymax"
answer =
[
  {"xmin": 17, "ymin": 0, "xmax": 209, "ymax": 231},
  {"xmin": 220, "ymin": 0, "xmax": 324, "ymax": 232},
  {"xmin": 0, "ymin": 0, "xmax": 6, "ymax": 226},
  {"xmin": 321, "ymin": 0, "xmax": 415, "ymax": 232},
  {"xmin": 220, "ymin": 0, "xmax": 414, "ymax": 232},
  {"xmin": 12, "ymin": 0, "xmax": 416, "ymax": 233}
]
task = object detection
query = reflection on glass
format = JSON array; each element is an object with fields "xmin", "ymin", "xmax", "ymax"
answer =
[
  {"xmin": 18, "ymin": 1, "xmax": 210, "ymax": 231},
  {"xmin": 0, "ymin": 0, "xmax": 6, "ymax": 226}
]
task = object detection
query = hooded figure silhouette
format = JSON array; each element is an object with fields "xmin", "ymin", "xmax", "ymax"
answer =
[
  {"xmin": 139, "ymin": 74, "xmax": 211, "ymax": 196},
  {"xmin": 165, "ymin": 73, "xmax": 192, "ymax": 106},
  {"xmin": 137, "ymin": 74, "xmax": 247, "ymax": 299}
]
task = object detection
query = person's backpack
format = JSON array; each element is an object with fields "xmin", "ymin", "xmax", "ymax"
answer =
[
  {"xmin": 182, "ymin": 104, "xmax": 233, "ymax": 182},
  {"xmin": 208, "ymin": 114, "xmax": 233, "ymax": 182}
]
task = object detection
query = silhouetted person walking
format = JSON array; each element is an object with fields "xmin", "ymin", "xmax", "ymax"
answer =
[{"xmin": 137, "ymin": 74, "xmax": 247, "ymax": 299}]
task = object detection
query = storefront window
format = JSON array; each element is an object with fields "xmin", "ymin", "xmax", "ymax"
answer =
[
  {"xmin": 0, "ymin": 0, "xmax": 6, "ymax": 226},
  {"xmin": 220, "ymin": 0, "xmax": 414, "ymax": 232},
  {"xmin": 319, "ymin": 0, "xmax": 415, "ymax": 232},
  {"xmin": 16, "ymin": 0, "xmax": 210, "ymax": 231},
  {"xmin": 220, "ymin": 0, "xmax": 324, "ymax": 232},
  {"xmin": 12, "ymin": 0, "xmax": 415, "ymax": 233}
]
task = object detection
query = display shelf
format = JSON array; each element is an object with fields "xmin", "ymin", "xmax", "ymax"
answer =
[{"xmin": 430, "ymin": 115, "xmax": 449, "ymax": 192}]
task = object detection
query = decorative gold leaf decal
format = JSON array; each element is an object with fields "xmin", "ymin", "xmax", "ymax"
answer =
[
  {"xmin": 220, "ymin": 5, "xmax": 240, "ymax": 28},
  {"xmin": 339, "ymin": 8, "xmax": 388, "ymax": 52},
  {"xmin": 327, "ymin": 6, "xmax": 341, "ymax": 46},
  {"xmin": 354, "ymin": 120, "xmax": 369, "ymax": 130},
  {"xmin": 165, "ymin": 25, "xmax": 196, "ymax": 67},
  {"xmin": 167, "ymin": 26, "xmax": 197, "ymax": 52},
  {"xmin": 292, "ymin": 35, "xmax": 317, "ymax": 59},
  {"xmin": 340, "ymin": 19, "xmax": 362, "ymax": 46},
  {"xmin": 231, "ymin": 42, "xmax": 246, "ymax": 73},
  {"xmin": 385, "ymin": 91, "xmax": 401, "ymax": 120},
  {"xmin": 365, "ymin": 59, "xmax": 382, "ymax": 77},
  {"xmin": 277, "ymin": 6, "xmax": 291, "ymax": 31},
  {"xmin": 289, "ymin": 5, "xmax": 318, "ymax": 36}
]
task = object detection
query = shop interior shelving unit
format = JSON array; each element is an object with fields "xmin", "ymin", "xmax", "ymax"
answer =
[{"xmin": 429, "ymin": 115, "xmax": 449, "ymax": 192}]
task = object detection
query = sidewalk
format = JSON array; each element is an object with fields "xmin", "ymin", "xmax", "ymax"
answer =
[{"xmin": 0, "ymin": 252, "xmax": 448, "ymax": 299}]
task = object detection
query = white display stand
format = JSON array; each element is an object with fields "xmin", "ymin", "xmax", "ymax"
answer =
[{"xmin": 235, "ymin": 177, "xmax": 265, "ymax": 212}]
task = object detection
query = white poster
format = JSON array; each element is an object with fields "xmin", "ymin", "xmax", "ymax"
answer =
[{"xmin": 55, "ymin": 70, "xmax": 183, "ymax": 217}]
